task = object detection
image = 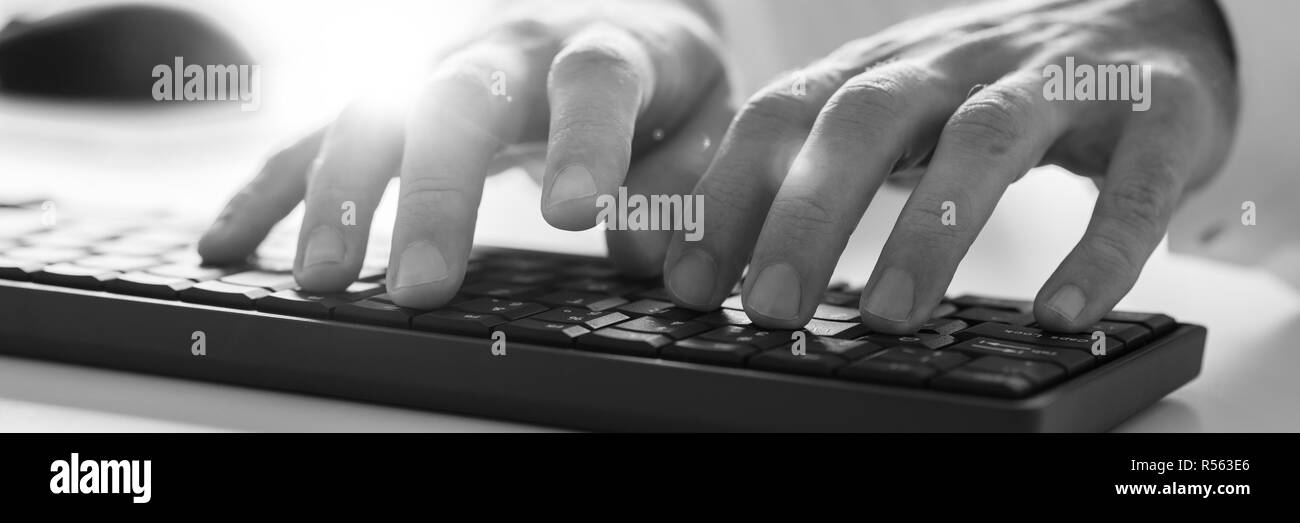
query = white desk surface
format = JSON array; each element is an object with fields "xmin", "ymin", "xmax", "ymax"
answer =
[{"xmin": 2, "ymin": 100, "xmax": 1297, "ymax": 433}]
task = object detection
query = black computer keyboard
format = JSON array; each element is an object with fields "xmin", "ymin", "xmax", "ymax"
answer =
[{"xmin": 0, "ymin": 207, "xmax": 1205, "ymax": 431}]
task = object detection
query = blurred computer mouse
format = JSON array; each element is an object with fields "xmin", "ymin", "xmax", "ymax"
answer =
[{"xmin": 0, "ymin": 4, "xmax": 252, "ymax": 101}]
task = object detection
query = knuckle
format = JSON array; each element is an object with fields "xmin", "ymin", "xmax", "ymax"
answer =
[
  {"xmin": 1081, "ymin": 229, "xmax": 1143, "ymax": 277},
  {"xmin": 734, "ymin": 88, "xmax": 815, "ymax": 137},
  {"xmin": 945, "ymin": 86, "xmax": 1035, "ymax": 156},
  {"xmin": 766, "ymin": 191, "xmax": 839, "ymax": 234},
  {"xmin": 398, "ymin": 176, "xmax": 474, "ymax": 220},
  {"xmin": 551, "ymin": 41, "xmax": 639, "ymax": 82},
  {"xmin": 818, "ymin": 77, "xmax": 905, "ymax": 138},
  {"xmin": 1103, "ymin": 174, "xmax": 1177, "ymax": 238},
  {"xmin": 897, "ymin": 196, "xmax": 968, "ymax": 250}
]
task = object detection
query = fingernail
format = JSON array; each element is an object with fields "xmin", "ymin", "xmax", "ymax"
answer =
[
  {"xmin": 747, "ymin": 263, "xmax": 801, "ymax": 321},
  {"xmin": 864, "ymin": 267, "xmax": 914, "ymax": 322},
  {"xmin": 667, "ymin": 249, "xmax": 716, "ymax": 307},
  {"xmin": 394, "ymin": 241, "xmax": 449, "ymax": 290},
  {"xmin": 302, "ymin": 226, "xmax": 346, "ymax": 268},
  {"xmin": 1046, "ymin": 284, "xmax": 1086, "ymax": 322},
  {"xmin": 545, "ymin": 164, "xmax": 598, "ymax": 210}
]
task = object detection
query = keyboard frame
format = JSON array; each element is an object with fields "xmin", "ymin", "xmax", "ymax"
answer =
[{"xmin": 0, "ymin": 274, "xmax": 1205, "ymax": 432}]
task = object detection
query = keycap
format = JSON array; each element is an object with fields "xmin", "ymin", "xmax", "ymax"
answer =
[
  {"xmin": 221, "ymin": 270, "xmax": 299, "ymax": 291},
  {"xmin": 932, "ymin": 356, "xmax": 1065, "ymax": 397},
  {"xmin": 106, "ymin": 271, "xmax": 194, "ymax": 299},
  {"xmin": 179, "ymin": 281, "xmax": 271, "ymax": 309},
  {"xmin": 531, "ymin": 307, "xmax": 629, "ymax": 330},
  {"xmin": 698, "ymin": 326, "xmax": 791, "ymax": 349},
  {"xmin": 459, "ymin": 281, "xmax": 540, "ymax": 298},
  {"xmin": 957, "ymin": 322, "xmax": 1123, "ymax": 356},
  {"xmin": 616, "ymin": 299, "xmax": 700, "ymax": 321},
  {"xmin": 632, "ymin": 287, "xmax": 672, "ymax": 301},
  {"xmin": 864, "ymin": 333, "xmax": 957, "ymax": 350},
  {"xmin": 256, "ymin": 282, "xmax": 383, "ymax": 319},
  {"xmin": 1103, "ymin": 311, "xmax": 1176, "ymax": 336},
  {"xmin": 838, "ymin": 359, "xmax": 936, "ymax": 386},
  {"xmin": 820, "ymin": 291, "xmax": 859, "ymax": 306},
  {"xmin": 803, "ymin": 319, "xmax": 870, "ymax": 339},
  {"xmin": 813, "ymin": 304, "xmax": 860, "ymax": 321},
  {"xmin": 576, "ymin": 328, "xmax": 672, "ymax": 357},
  {"xmin": 0, "ymin": 255, "xmax": 43, "ymax": 280},
  {"xmin": 917, "ymin": 318, "xmax": 968, "ymax": 336},
  {"xmin": 787, "ymin": 336, "xmax": 883, "ymax": 361},
  {"xmin": 76, "ymin": 254, "xmax": 158, "ymax": 272},
  {"xmin": 721, "ymin": 295, "xmax": 744, "ymax": 310},
  {"xmin": 6, "ymin": 246, "xmax": 84, "ymax": 263},
  {"xmin": 536, "ymin": 291, "xmax": 627, "ymax": 311},
  {"xmin": 871, "ymin": 347, "xmax": 970, "ymax": 371},
  {"xmin": 478, "ymin": 271, "xmax": 556, "ymax": 285},
  {"xmin": 662, "ymin": 339, "xmax": 757, "ymax": 366},
  {"xmin": 91, "ymin": 240, "xmax": 177, "ymax": 257},
  {"xmin": 750, "ymin": 349, "xmax": 846, "ymax": 377},
  {"xmin": 558, "ymin": 278, "xmax": 639, "ymax": 296},
  {"xmin": 949, "ymin": 337, "xmax": 1095, "ymax": 374},
  {"xmin": 333, "ymin": 299, "xmax": 420, "ymax": 328},
  {"xmin": 694, "ymin": 309, "xmax": 752, "ymax": 326},
  {"xmin": 950, "ymin": 295, "xmax": 1033, "ymax": 312},
  {"xmin": 413, "ymin": 310, "xmax": 508, "ymax": 336},
  {"xmin": 33, "ymin": 263, "xmax": 119, "ymax": 289},
  {"xmin": 453, "ymin": 298, "xmax": 548, "ymax": 320},
  {"xmin": 498, "ymin": 319, "xmax": 591, "ymax": 346},
  {"xmin": 1073, "ymin": 321, "xmax": 1154, "ymax": 347},
  {"xmin": 615, "ymin": 316, "xmax": 711, "ymax": 339},
  {"xmin": 147, "ymin": 263, "xmax": 233, "ymax": 281},
  {"xmin": 951, "ymin": 307, "xmax": 1035, "ymax": 326}
]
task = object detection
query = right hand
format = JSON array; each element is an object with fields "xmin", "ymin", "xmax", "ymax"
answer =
[{"xmin": 197, "ymin": 0, "xmax": 730, "ymax": 308}]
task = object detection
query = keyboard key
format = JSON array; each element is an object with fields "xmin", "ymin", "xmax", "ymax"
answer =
[
  {"xmin": 788, "ymin": 336, "xmax": 883, "ymax": 361},
  {"xmin": 615, "ymin": 316, "xmax": 710, "ymax": 339},
  {"xmin": 1073, "ymin": 321, "xmax": 1154, "ymax": 347},
  {"xmin": 148, "ymin": 263, "xmax": 233, "ymax": 281},
  {"xmin": 949, "ymin": 337, "xmax": 1095, "ymax": 374},
  {"xmin": 106, "ymin": 271, "xmax": 194, "ymax": 299},
  {"xmin": 1103, "ymin": 311, "xmax": 1176, "ymax": 336},
  {"xmin": 694, "ymin": 309, "xmax": 752, "ymax": 326},
  {"xmin": 820, "ymin": 291, "xmax": 859, "ymax": 306},
  {"xmin": 721, "ymin": 295, "xmax": 744, "ymax": 310},
  {"xmin": 956, "ymin": 322, "xmax": 1124, "ymax": 356},
  {"xmin": 698, "ymin": 326, "xmax": 790, "ymax": 349},
  {"xmin": 950, "ymin": 295, "xmax": 1033, "ymax": 312},
  {"xmin": 803, "ymin": 319, "xmax": 869, "ymax": 339},
  {"xmin": 0, "ymin": 255, "xmax": 43, "ymax": 280},
  {"xmin": 917, "ymin": 318, "xmax": 968, "ymax": 336},
  {"xmin": 453, "ymin": 298, "xmax": 548, "ymax": 320},
  {"xmin": 558, "ymin": 278, "xmax": 639, "ymax": 296},
  {"xmin": 750, "ymin": 349, "xmax": 846, "ymax": 377},
  {"xmin": 256, "ymin": 282, "xmax": 383, "ymax": 319},
  {"xmin": 413, "ymin": 310, "xmax": 508, "ymax": 336},
  {"xmin": 531, "ymin": 307, "xmax": 629, "ymax": 330},
  {"xmin": 615, "ymin": 300, "xmax": 700, "ymax": 321},
  {"xmin": 932, "ymin": 356, "xmax": 1065, "ymax": 397},
  {"xmin": 459, "ymin": 281, "xmax": 540, "ymax": 298},
  {"xmin": 813, "ymin": 304, "xmax": 860, "ymax": 321},
  {"xmin": 33, "ymin": 263, "xmax": 119, "ymax": 289},
  {"xmin": 576, "ymin": 328, "xmax": 672, "ymax": 357},
  {"xmin": 951, "ymin": 307, "xmax": 1035, "ymax": 326},
  {"xmin": 478, "ymin": 271, "xmax": 556, "ymax": 285},
  {"xmin": 871, "ymin": 347, "xmax": 970, "ymax": 371},
  {"xmin": 76, "ymin": 254, "xmax": 158, "ymax": 272},
  {"xmin": 333, "ymin": 299, "xmax": 420, "ymax": 328},
  {"xmin": 536, "ymin": 291, "xmax": 627, "ymax": 311},
  {"xmin": 180, "ymin": 281, "xmax": 270, "ymax": 309},
  {"xmin": 6, "ymin": 246, "xmax": 84, "ymax": 263},
  {"xmin": 838, "ymin": 359, "xmax": 936, "ymax": 386},
  {"xmin": 864, "ymin": 333, "xmax": 957, "ymax": 350},
  {"xmin": 91, "ymin": 240, "xmax": 178, "ymax": 257},
  {"xmin": 221, "ymin": 270, "xmax": 299, "ymax": 291},
  {"xmin": 498, "ymin": 319, "xmax": 590, "ymax": 346},
  {"xmin": 662, "ymin": 339, "xmax": 757, "ymax": 366}
]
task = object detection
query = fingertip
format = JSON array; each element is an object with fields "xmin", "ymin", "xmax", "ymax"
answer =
[
  {"xmin": 1034, "ymin": 283, "xmax": 1093, "ymax": 332},
  {"xmin": 541, "ymin": 164, "xmax": 601, "ymax": 231},
  {"xmin": 386, "ymin": 240, "xmax": 459, "ymax": 310}
]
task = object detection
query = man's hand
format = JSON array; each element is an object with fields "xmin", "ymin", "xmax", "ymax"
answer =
[
  {"xmin": 197, "ymin": 0, "xmax": 729, "ymax": 308},
  {"xmin": 662, "ymin": 0, "xmax": 1238, "ymax": 333}
]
